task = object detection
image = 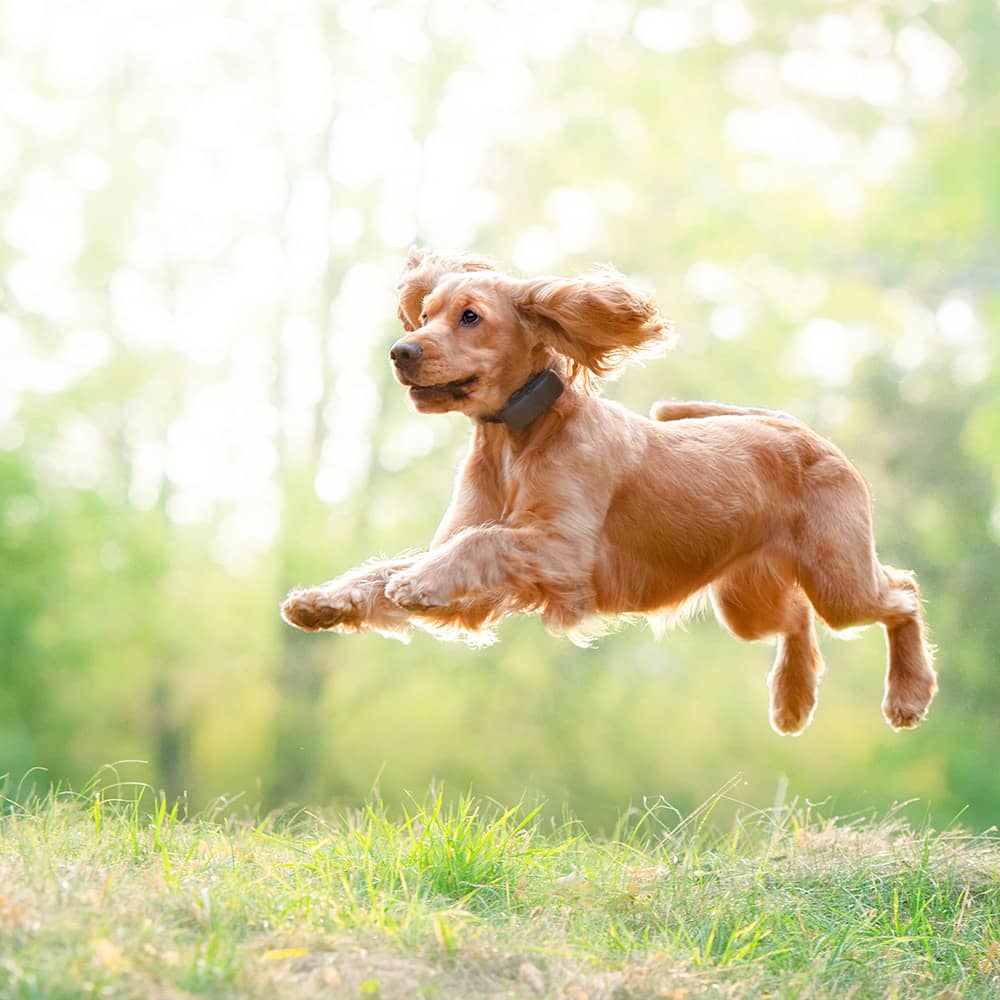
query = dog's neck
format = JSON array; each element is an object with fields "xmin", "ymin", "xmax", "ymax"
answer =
[{"xmin": 478, "ymin": 369, "xmax": 565, "ymax": 431}]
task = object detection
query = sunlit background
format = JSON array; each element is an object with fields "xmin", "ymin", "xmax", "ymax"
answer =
[{"xmin": 1, "ymin": 0, "xmax": 998, "ymax": 829}]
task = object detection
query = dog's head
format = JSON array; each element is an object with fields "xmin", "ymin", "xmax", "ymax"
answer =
[{"xmin": 391, "ymin": 248, "xmax": 674, "ymax": 418}]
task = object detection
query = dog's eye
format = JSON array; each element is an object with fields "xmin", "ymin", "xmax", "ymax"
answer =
[{"xmin": 459, "ymin": 309, "xmax": 480, "ymax": 327}]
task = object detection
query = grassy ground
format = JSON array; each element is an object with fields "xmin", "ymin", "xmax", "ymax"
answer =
[{"xmin": 1, "ymin": 773, "xmax": 998, "ymax": 999}]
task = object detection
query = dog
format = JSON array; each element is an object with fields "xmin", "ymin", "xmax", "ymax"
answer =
[{"xmin": 281, "ymin": 248, "xmax": 937, "ymax": 735}]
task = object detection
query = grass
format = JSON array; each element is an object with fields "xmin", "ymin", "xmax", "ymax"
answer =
[{"xmin": 1, "ymin": 770, "xmax": 999, "ymax": 998}]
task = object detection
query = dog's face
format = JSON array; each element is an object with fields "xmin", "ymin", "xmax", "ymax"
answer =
[
  {"xmin": 390, "ymin": 273, "xmax": 543, "ymax": 417},
  {"xmin": 391, "ymin": 247, "xmax": 673, "ymax": 418}
]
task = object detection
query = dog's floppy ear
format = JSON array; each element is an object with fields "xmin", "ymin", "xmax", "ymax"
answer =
[
  {"xmin": 514, "ymin": 268, "xmax": 675, "ymax": 382},
  {"xmin": 396, "ymin": 247, "xmax": 497, "ymax": 331}
]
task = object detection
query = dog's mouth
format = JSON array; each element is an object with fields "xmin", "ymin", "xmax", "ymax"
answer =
[{"xmin": 404, "ymin": 375, "xmax": 479, "ymax": 400}]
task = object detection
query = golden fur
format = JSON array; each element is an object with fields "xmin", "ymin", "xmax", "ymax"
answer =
[{"xmin": 282, "ymin": 248, "xmax": 937, "ymax": 735}]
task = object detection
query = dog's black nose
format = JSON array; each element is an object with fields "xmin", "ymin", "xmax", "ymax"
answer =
[{"xmin": 390, "ymin": 340, "xmax": 423, "ymax": 365}]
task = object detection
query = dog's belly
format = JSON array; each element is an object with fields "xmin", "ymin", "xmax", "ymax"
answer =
[{"xmin": 591, "ymin": 540, "xmax": 727, "ymax": 614}]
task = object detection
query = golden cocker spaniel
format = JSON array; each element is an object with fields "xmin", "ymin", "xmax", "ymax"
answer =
[{"xmin": 281, "ymin": 248, "xmax": 937, "ymax": 735}]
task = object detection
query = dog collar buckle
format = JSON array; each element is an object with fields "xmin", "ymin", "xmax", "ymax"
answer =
[{"xmin": 481, "ymin": 369, "xmax": 564, "ymax": 430}]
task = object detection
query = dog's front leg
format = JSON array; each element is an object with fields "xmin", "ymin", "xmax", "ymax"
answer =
[
  {"xmin": 281, "ymin": 457, "xmax": 505, "ymax": 637},
  {"xmin": 384, "ymin": 524, "xmax": 590, "ymax": 623},
  {"xmin": 281, "ymin": 557, "xmax": 417, "ymax": 636}
]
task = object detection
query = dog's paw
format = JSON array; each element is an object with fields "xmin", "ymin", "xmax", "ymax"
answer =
[
  {"xmin": 767, "ymin": 672, "xmax": 819, "ymax": 736},
  {"xmin": 882, "ymin": 669, "xmax": 937, "ymax": 731},
  {"xmin": 881, "ymin": 696, "xmax": 930, "ymax": 731},
  {"xmin": 281, "ymin": 587, "xmax": 362, "ymax": 632},
  {"xmin": 769, "ymin": 701, "xmax": 816, "ymax": 737},
  {"xmin": 384, "ymin": 571, "xmax": 446, "ymax": 610}
]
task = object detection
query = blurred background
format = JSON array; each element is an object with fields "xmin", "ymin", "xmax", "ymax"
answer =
[{"xmin": 1, "ymin": 0, "xmax": 998, "ymax": 830}]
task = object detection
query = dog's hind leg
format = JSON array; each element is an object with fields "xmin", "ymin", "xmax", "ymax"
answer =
[
  {"xmin": 711, "ymin": 560, "xmax": 825, "ymax": 735},
  {"xmin": 793, "ymin": 462, "xmax": 937, "ymax": 730},
  {"xmin": 878, "ymin": 567, "xmax": 937, "ymax": 730}
]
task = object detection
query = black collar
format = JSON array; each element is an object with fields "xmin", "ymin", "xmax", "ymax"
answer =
[{"xmin": 479, "ymin": 369, "xmax": 565, "ymax": 430}]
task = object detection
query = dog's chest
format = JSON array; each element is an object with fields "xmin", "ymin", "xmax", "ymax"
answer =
[
  {"xmin": 491, "ymin": 436, "xmax": 612, "ymax": 524},
  {"xmin": 495, "ymin": 448, "xmax": 527, "ymax": 517}
]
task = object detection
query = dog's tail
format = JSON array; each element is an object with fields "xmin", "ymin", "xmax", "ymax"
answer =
[{"xmin": 650, "ymin": 400, "xmax": 806, "ymax": 425}]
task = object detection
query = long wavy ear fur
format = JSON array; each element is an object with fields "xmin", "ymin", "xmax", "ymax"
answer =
[
  {"xmin": 514, "ymin": 268, "xmax": 675, "ymax": 384},
  {"xmin": 396, "ymin": 246, "xmax": 497, "ymax": 331}
]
